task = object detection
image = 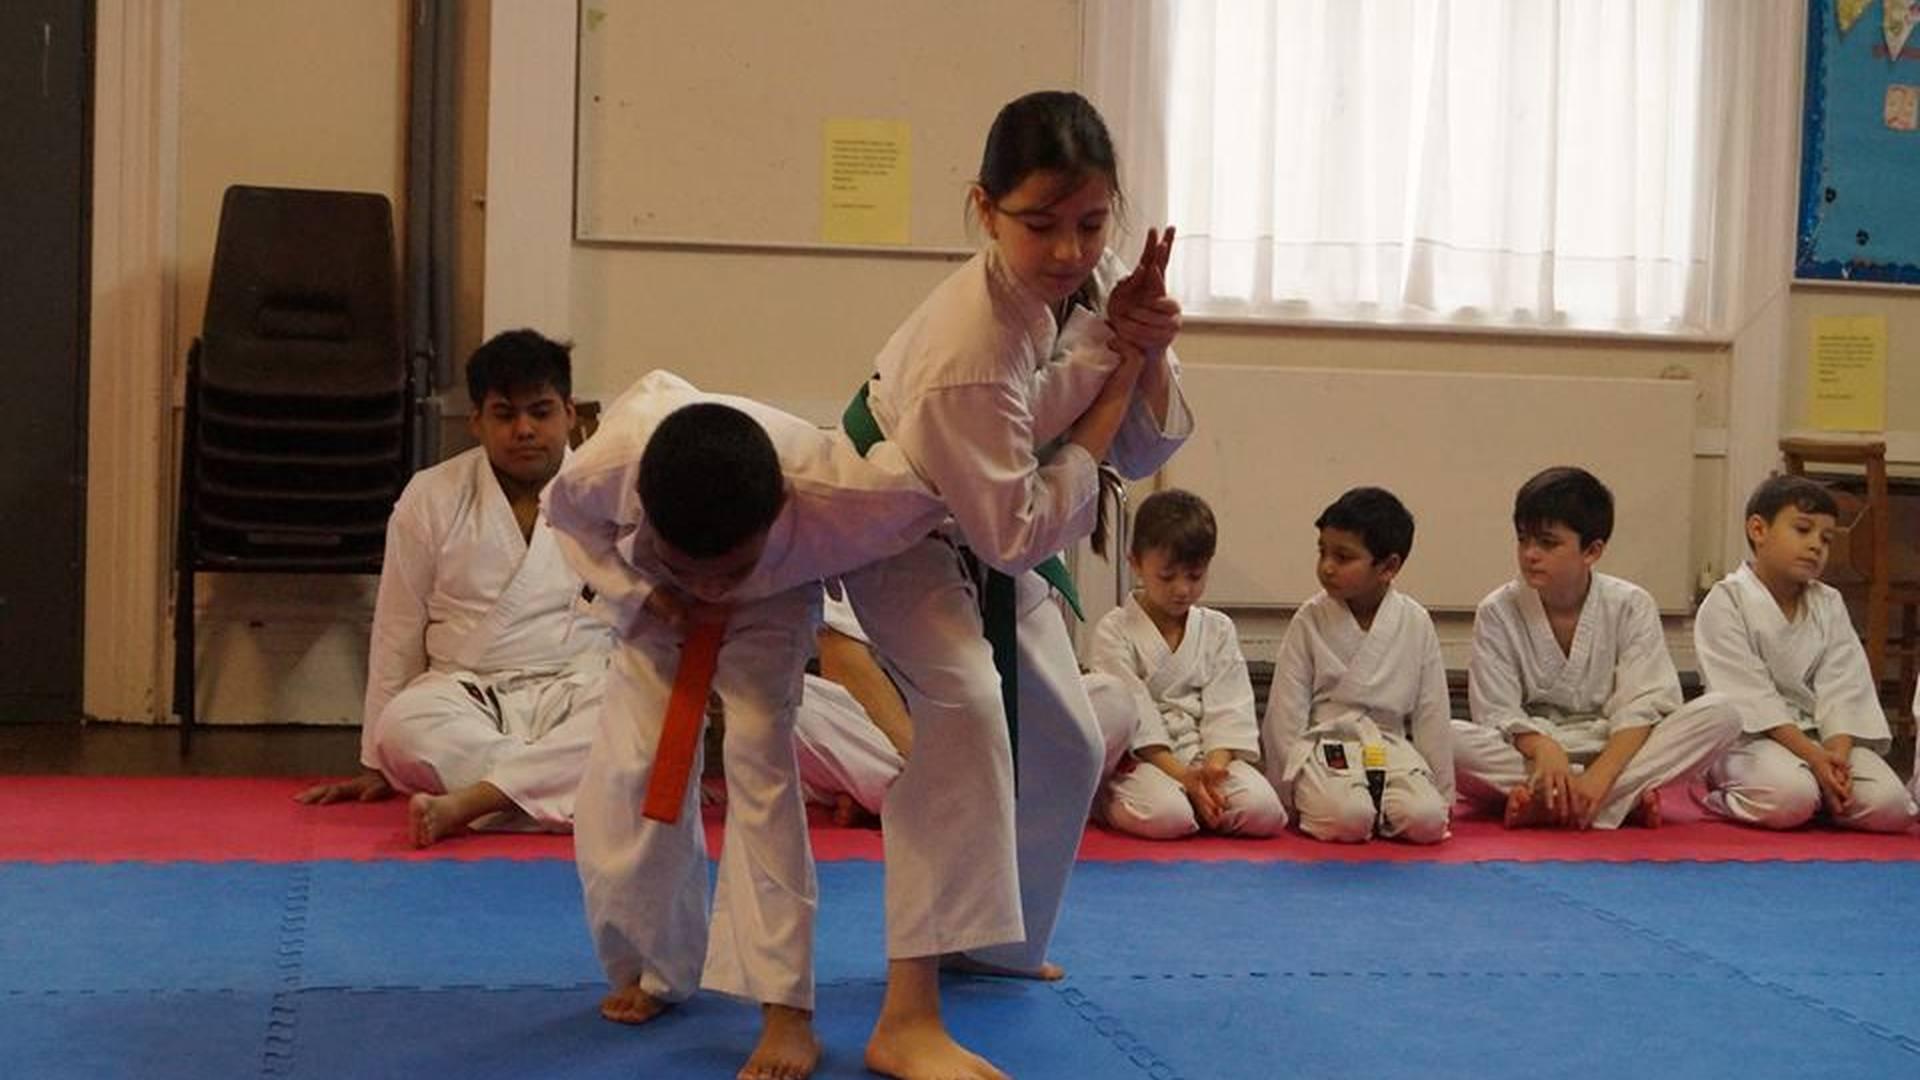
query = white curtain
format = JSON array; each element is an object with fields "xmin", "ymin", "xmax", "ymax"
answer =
[{"xmin": 1086, "ymin": 0, "xmax": 1772, "ymax": 334}]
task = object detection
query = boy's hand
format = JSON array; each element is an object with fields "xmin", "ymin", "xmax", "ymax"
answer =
[
  {"xmin": 1183, "ymin": 763, "xmax": 1227, "ymax": 830},
  {"xmin": 294, "ymin": 768, "xmax": 393, "ymax": 805},
  {"xmin": 643, "ymin": 585, "xmax": 693, "ymax": 630},
  {"xmin": 1565, "ymin": 770, "xmax": 1612, "ymax": 829},
  {"xmin": 1809, "ymin": 750, "xmax": 1852, "ymax": 816},
  {"xmin": 1520, "ymin": 737, "xmax": 1574, "ymax": 826},
  {"xmin": 1821, "ymin": 733, "xmax": 1855, "ymax": 808},
  {"xmin": 640, "ymin": 586, "xmax": 727, "ymax": 633}
]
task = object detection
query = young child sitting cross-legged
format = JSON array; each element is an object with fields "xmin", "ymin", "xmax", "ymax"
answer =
[
  {"xmin": 1693, "ymin": 475, "xmax": 1918, "ymax": 832},
  {"xmin": 1087, "ymin": 489, "xmax": 1286, "ymax": 840},
  {"xmin": 1261, "ymin": 487, "xmax": 1453, "ymax": 844},
  {"xmin": 1452, "ymin": 467, "xmax": 1739, "ymax": 830}
]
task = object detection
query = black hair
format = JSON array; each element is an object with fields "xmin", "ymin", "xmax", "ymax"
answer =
[
  {"xmin": 465, "ymin": 328, "xmax": 573, "ymax": 408},
  {"xmin": 1513, "ymin": 466, "xmax": 1614, "ymax": 548},
  {"xmin": 638, "ymin": 403, "xmax": 784, "ymax": 558},
  {"xmin": 1315, "ymin": 487, "xmax": 1415, "ymax": 564},
  {"xmin": 977, "ymin": 91, "xmax": 1122, "ymax": 210},
  {"xmin": 1744, "ymin": 474, "xmax": 1840, "ymax": 547},
  {"xmin": 1130, "ymin": 488, "xmax": 1216, "ymax": 566}
]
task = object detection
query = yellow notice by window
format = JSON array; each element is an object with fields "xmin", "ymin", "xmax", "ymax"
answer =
[
  {"xmin": 1809, "ymin": 315, "xmax": 1887, "ymax": 431},
  {"xmin": 822, "ymin": 119, "xmax": 910, "ymax": 245}
]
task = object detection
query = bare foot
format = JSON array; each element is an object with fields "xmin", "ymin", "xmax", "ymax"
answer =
[
  {"xmin": 1502, "ymin": 785, "xmax": 1551, "ymax": 830},
  {"xmin": 600, "ymin": 981, "xmax": 671, "ymax": 1025},
  {"xmin": 738, "ymin": 1004, "xmax": 820, "ymax": 1080},
  {"xmin": 1630, "ymin": 788, "xmax": 1662, "ymax": 829},
  {"xmin": 941, "ymin": 953, "xmax": 1064, "ymax": 981},
  {"xmin": 866, "ymin": 1013, "xmax": 1008, "ymax": 1080},
  {"xmin": 409, "ymin": 782, "xmax": 515, "ymax": 848}
]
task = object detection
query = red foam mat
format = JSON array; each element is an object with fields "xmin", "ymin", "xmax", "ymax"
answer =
[{"xmin": 2, "ymin": 776, "xmax": 1916, "ymax": 864}]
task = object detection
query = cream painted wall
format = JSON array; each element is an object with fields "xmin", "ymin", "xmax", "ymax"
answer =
[
  {"xmin": 175, "ymin": 0, "xmax": 408, "ymax": 362},
  {"xmin": 568, "ymin": 246, "xmax": 965, "ymax": 423},
  {"xmin": 171, "ymin": 0, "xmax": 408, "ymax": 723}
]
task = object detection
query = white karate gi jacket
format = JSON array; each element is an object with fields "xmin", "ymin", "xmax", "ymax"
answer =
[
  {"xmin": 1693, "ymin": 562, "xmax": 1891, "ymax": 752},
  {"xmin": 1089, "ymin": 595, "xmax": 1261, "ymax": 765},
  {"xmin": 1264, "ymin": 589, "xmax": 1455, "ymax": 802},
  {"xmin": 362, "ymin": 445, "xmax": 611, "ymax": 771},
  {"xmin": 1468, "ymin": 573, "xmax": 1687, "ymax": 758}
]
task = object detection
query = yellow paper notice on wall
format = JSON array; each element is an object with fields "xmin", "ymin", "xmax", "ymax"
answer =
[
  {"xmin": 822, "ymin": 119, "xmax": 910, "ymax": 245},
  {"xmin": 1809, "ymin": 315, "xmax": 1887, "ymax": 431}
]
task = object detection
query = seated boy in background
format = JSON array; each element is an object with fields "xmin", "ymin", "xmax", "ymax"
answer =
[
  {"xmin": 1262, "ymin": 487, "xmax": 1452, "ymax": 844},
  {"xmin": 1454, "ymin": 467, "xmax": 1738, "ymax": 829},
  {"xmin": 1693, "ymin": 475, "xmax": 1917, "ymax": 832},
  {"xmin": 1087, "ymin": 489, "xmax": 1286, "ymax": 839},
  {"xmin": 296, "ymin": 329, "xmax": 611, "ymax": 847}
]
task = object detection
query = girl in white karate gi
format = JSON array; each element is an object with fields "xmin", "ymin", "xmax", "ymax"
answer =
[
  {"xmin": 1263, "ymin": 487, "xmax": 1453, "ymax": 844},
  {"xmin": 1694, "ymin": 475, "xmax": 1917, "ymax": 832},
  {"xmin": 838, "ymin": 90, "xmax": 1193, "ymax": 1080},
  {"xmin": 1089, "ymin": 489, "xmax": 1285, "ymax": 840}
]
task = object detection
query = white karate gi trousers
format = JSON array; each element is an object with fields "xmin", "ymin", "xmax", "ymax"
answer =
[
  {"xmin": 1451, "ymin": 694, "xmax": 1740, "ymax": 829},
  {"xmin": 1705, "ymin": 738, "xmax": 1916, "ymax": 832},
  {"xmin": 843, "ymin": 531, "xmax": 1104, "ymax": 971},
  {"xmin": 573, "ymin": 584, "xmax": 820, "ymax": 1010},
  {"xmin": 1099, "ymin": 757, "xmax": 1286, "ymax": 840},
  {"xmin": 373, "ymin": 653, "xmax": 605, "ymax": 829},
  {"xmin": 1289, "ymin": 725, "xmax": 1445, "ymax": 844}
]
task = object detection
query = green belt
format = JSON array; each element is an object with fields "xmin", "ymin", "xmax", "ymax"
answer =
[{"xmin": 844, "ymin": 382, "xmax": 1083, "ymax": 776}]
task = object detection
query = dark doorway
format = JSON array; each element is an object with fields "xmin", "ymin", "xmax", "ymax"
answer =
[{"xmin": 0, "ymin": 1, "xmax": 91, "ymax": 722}]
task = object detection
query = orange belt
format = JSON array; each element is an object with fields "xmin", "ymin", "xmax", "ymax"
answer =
[{"xmin": 642, "ymin": 612, "xmax": 729, "ymax": 824}]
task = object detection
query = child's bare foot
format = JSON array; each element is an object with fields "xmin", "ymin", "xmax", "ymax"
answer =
[
  {"xmin": 940, "ymin": 953, "xmax": 1064, "ymax": 981},
  {"xmin": 738, "ymin": 1004, "xmax": 820, "ymax": 1080},
  {"xmin": 1630, "ymin": 788, "xmax": 1662, "ymax": 829},
  {"xmin": 866, "ymin": 1013, "xmax": 1008, "ymax": 1080},
  {"xmin": 409, "ymin": 782, "xmax": 514, "ymax": 848},
  {"xmin": 1502, "ymin": 785, "xmax": 1552, "ymax": 829},
  {"xmin": 600, "ymin": 981, "xmax": 671, "ymax": 1025},
  {"xmin": 409, "ymin": 793, "xmax": 459, "ymax": 847}
]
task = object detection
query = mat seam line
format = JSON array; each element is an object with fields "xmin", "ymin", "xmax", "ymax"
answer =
[
  {"xmin": 1053, "ymin": 983, "xmax": 1188, "ymax": 1080},
  {"xmin": 258, "ymin": 863, "xmax": 311, "ymax": 1077}
]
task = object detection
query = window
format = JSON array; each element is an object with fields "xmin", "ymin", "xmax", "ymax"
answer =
[{"xmin": 1091, "ymin": 1, "xmax": 1728, "ymax": 334}]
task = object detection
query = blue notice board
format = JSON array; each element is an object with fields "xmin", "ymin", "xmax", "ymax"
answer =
[{"xmin": 1798, "ymin": 0, "xmax": 1920, "ymax": 284}]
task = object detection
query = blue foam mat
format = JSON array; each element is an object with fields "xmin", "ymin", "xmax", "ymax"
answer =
[
  {"xmin": 1051, "ymin": 862, "xmax": 1697, "ymax": 976},
  {"xmin": 0, "ymin": 863, "xmax": 298, "ymax": 993},
  {"xmin": 0, "ymin": 991, "xmax": 270, "ymax": 1079},
  {"xmin": 1061, "ymin": 970, "xmax": 1920, "ymax": 1077},
  {"xmin": 7, "ymin": 859, "xmax": 1920, "ymax": 1078},
  {"xmin": 1496, "ymin": 863, "xmax": 1920, "ymax": 975}
]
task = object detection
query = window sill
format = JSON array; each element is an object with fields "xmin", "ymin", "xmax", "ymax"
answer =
[{"xmin": 1180, "ymin": 308, "xmax": 1732, "ymax": 349}]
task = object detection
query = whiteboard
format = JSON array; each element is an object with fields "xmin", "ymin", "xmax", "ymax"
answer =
[
  {"xmin": 1161, "ymin": 365, "xmax": 1698, "ymax": 612},
  {"xmin": 575, "ymin": 0, "xmax": 1082, "ymax": 251}
]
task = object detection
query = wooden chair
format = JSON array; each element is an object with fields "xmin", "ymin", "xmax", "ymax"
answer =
[{"xmin": 1780, "ymin": 437, "xmax": 1920, "ymax": 706}]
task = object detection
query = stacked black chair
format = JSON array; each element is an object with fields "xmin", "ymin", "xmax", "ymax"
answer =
[{"xmin": 174, "ymin": 185, "xmax": 412, "ymax": 735}]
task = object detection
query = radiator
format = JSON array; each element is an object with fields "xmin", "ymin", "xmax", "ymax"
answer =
[{"xmin": 1128, "ymin": 363, "xmax": 1698, "ymax": 614}]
